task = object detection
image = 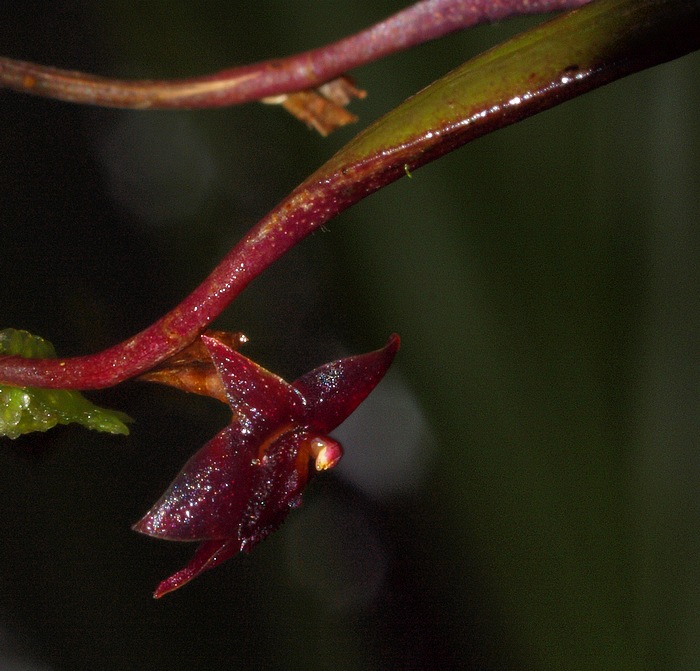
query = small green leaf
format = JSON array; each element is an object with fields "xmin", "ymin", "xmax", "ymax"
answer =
[{"xmin": 0, "ymin": 329, "xmax": 131, "ymax": 439}]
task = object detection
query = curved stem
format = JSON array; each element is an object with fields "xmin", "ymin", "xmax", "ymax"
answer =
[
  {"xmin": 0, "ymin": 0, "xmax": 588, "ymax": 109},
  {"xmin": 0, "ymin": 0, "xmax": 697, "ymax": 389}
]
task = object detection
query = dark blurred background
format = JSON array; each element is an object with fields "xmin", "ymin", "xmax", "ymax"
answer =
[{"xmin": 1, "ymin": 2, "xmax": 699, "ymax": 669}]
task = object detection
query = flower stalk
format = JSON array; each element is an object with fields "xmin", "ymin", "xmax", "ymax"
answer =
[
  {"xmin": 0, "ymin": 0, "xmax": 697, "ymax": 391},
  {"xmin": 0, "ymin": 0, "xmax": 589, "ymax": 110}
]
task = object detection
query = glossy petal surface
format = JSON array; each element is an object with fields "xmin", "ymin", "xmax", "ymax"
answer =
[
  {"xmin": 294, "ymin": 333, "xmax": 400, "ymax": 433},
  {"xmin": 152, "ymin": 538, "xmax": 238, "ymax": 599},
  {"xmin": 202, "ymin": 335, "xmax": 304, "ymax": 427},
  {"xmin": 133, "ymin": 423, "xmax": 263, "ymax": 541},
  {"xmin": 135, "ymin": 333, "xmax": 399, "ymax": 596}
]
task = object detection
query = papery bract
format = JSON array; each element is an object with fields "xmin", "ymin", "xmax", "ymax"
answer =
[
  {"xmin": 134, "ymin": 333, "xmax": 399, "ymax": 597},
  {"xmin": 138, "ymin": 330, "xmax": 249, "ymax": 402}
]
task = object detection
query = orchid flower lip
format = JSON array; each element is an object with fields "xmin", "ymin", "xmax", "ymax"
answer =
[{"xmin": 307, "ymin": 435, "xmax": 344, "ymax": 470}]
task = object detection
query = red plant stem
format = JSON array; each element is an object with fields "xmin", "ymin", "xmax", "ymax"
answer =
[
  {"xmin": 0, "ymin": 0, "xmax": 697, "ymax": 389},
  {"xmin": 0, "ymin": 0, "xmax": 589, "ymax": 109}
]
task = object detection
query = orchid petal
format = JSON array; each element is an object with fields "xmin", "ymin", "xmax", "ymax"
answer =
[
  {"xmin": 133, "ymin": 423, "xmax": 312, "ymax": 543},
  {"xmin": 237, "ymin": 428, "xmax": 310, "ymax": 549},
  {"xmin": 153, "ymin": 538, "xmax": 239, "ymax": 599},
  {"xmin": 293, "ymin": 334, "xmax": 400, "ymax": 433},
  {"xmin": 133, "ymin": 422, "xmax": 262, "ymax": 541},
  {"xmin": 202, "ymin": 335, "xmax": 304, "ymax": 427}
]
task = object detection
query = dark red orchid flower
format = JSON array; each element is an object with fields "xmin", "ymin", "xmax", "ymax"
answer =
[{"xmin": 134, "ymin": 333, "xmax": 399, "ymax": 598}]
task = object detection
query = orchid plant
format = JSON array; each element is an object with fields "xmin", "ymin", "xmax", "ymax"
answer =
[{"xmin": 0, "ymin": 0, "xmax": 698, "ymax": 602}]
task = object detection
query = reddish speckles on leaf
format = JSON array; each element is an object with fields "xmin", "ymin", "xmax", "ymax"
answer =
[{"xmin": 134, "ymin": 333, "xmax": 399, "ymax": 597}]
